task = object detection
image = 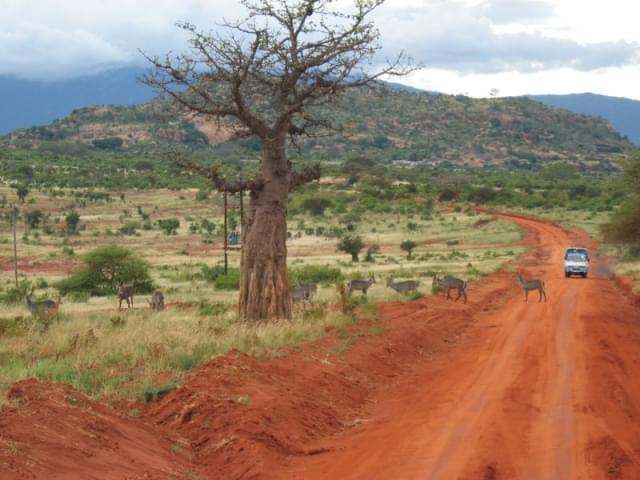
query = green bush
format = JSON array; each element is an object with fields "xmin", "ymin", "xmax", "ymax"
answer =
[
  {"xmin": 55, "ymin": 245, "xmax": 154, "ymax": 296},
  {"xmin": 289, "ymin": 265, "xmax": 343, "ymax": 285},
  {"xmin": 119, "ymin": 221, "xmax": 140, "ymax": 236},
  {"xmin": 199, "ymin": 265, "xmax": 226, "ymax": 283},
  {"xmin": 214, "ymin": 269, "xmax": 240, "ymax": 290},
  {"xmin": 157, "ymin": 218, "xmax": 180, "ymax": 235},
  {"xmin": 301, "ymin": 197, "xmax": 333, "ymax": 216},
  {"xmin": 337, "ymin": 235, "xmax": 365, "ymax": 262},
  {"xmin": 0, "ymin": 280, "xmax": 32, "ymax": 306}
]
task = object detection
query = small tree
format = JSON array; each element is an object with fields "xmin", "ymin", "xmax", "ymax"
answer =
[
  {"xmin": 65, "ymin": 210, "xmax": 80, "ymax": 234},
  {"xmin": 24, "ymin": 210, "xmax": 44, "ymax": 229},
  {"xmin": 602, "ymin": 152, "xmax": 640, "ymax": 251},
  {"xmin": 157, "ymin": 218, "xmax": 180, "ymax": 235},
  {"xmin": 55, "ymin": 245, "xmax": 154, "ymax": 296},
  {"xmin": 302, "ymin": 197, "xmax": 333, "ymax": 216},
  {"xmin": 15, "ymin": 185, "xmax": 29, "ymax": 203},
  {"xmin": 338, "ymin": 235, "xmax": 364, "ymax": 262},
  {"xmin": 400, "ymin": 240, "xmax": 417, "ymax": 259}
]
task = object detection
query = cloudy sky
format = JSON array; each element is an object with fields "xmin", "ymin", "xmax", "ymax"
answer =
[{"xmin": 1, "ymin": 0, "xmax": 639, "ymax": 99}]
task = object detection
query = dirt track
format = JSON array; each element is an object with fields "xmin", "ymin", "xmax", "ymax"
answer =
[
  {"xmin": 1, "ymin": 213, "xmax": 639, "ymax": 479},
  {"xmin": 286, "ymin": 213, "xmax": 640, "ymax": 479}
]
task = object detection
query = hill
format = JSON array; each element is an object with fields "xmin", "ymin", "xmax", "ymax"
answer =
[
  {"xmin": 530, "ymin": 93, "xmax": 640, "ymax": 146},
  {"xmin": 2, "ymin": 85, "xmax": 632, "ymax": 174},
  {"xmin": 0, "ymin": 68, "xmax": 155, "ymax": 135}
]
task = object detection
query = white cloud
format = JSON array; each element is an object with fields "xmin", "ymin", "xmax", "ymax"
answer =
[{"xmin": 0, "ymin": 0, "xmax": 638, "ymax": 100}]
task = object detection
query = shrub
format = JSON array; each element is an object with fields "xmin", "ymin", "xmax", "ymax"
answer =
[
  {"xmin": 119, "ymin": 221, "xmax": 140, "ymax": 236},
  {"xmin": 92, "ymin": 137, "xmax": 124, "ymax": 150},
  {"xmin": 24, "ymin": 210, "xmax": 44, "ymax": 229},
  {"xmin": 400, "ymin": 240, "xmax": 417, "ymax": 259},
  {"xmin": 65, "ymin": 210, "xmax": 80, "ymax": 234},
  {"xmin": 337, "ymin": 235, "xmax": 365, "ymax": 262},
  {"xmin": 214, "ymin": 269, "xmax": 240, "ymax": 290},
  {"xmin": 199, "ymin": 265, "xmax": 226, "ymax": 283},
  {"xmin": 289, "ymin": 265, "xmax": 343, "ymax": 285},
  {"xmin": 55, "ymin": 245, "xmax": 154, "ymax": 296},
  {"xmin": 157, "ymin": 218, "xmax": 180, "ymax": 235},
  {"xmin": 301, "ymin": 197, "xmax": 333, "ymax": 216},
  {"xmin": 0, "ymin": 280, "xmax": 32, "ymax": 306}
]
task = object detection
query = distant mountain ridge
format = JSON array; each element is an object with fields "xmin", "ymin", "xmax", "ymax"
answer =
[
  {"xmin": 0, "ymin": 67, "xmax": 155, "ymax": 135},
  {"xmin": 529, "ymin": 93, "xmax": 640, "ymax": 146},
  {"xmin": 2, "ymin": 81, "xmax": 633, "ymax": 173}
]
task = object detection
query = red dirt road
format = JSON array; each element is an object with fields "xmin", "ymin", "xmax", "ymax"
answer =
[
  {"xmin": 1, "ymin": 214, "xmax": 639, "ymax": 479},
  {"xmin": 285, "ymin": 214, "xmax": 640, "ymax": 479}
]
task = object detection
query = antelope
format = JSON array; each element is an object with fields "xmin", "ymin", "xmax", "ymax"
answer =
[
  {"xmin": 516, "ymin": 273, "xmax": 546, "ymax": 302},
  {"xmin": 118, "ymin": 285, "xmax": 134, "ymax": 310},
  {"xmin": 348, "ymin": 275, "xmax": 376, "ymax": 295},
  {"xmin": 386, "ymin": 277, "xmax": 419, "ymax": 293},
  {"xmin": 432, "ymin": 275, "xmax": 467, "ymax": 303},
  {"xmin": 25, "ymin": 295, "xmax": 59, "ymax": 317},
  {"xmin": 290, "ymin": 283, "xmax": 317, "ymax": 304},
  {"xmin": 147, "ymin": 291, "xmax": 165, "ymax": 312}
]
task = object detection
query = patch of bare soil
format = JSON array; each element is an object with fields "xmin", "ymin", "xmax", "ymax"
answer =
[{"xmin": 0, "ymin": 381, "xmax": 202, "ymax": 480}]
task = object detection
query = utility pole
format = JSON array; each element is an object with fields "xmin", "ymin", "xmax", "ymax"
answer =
[
  {"xmin": 12, "ymin": 204, "xmax": 18, "ymax": 288},
  {"xmin": 223, "ymin": 191, "xmax": 228, "ymax": 274},
  {"xmin": 239, "ymin": 189, "xmax": 244, "ymax": 234}
]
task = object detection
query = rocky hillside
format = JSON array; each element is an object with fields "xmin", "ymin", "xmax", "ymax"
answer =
[{"xmin": 2, "ymin": 85, "xmax": 633, "ymax": 171}]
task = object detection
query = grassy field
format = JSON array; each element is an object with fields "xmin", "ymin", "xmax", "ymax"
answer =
[{"xmin": 0, "ymin": 185, "xmax": 527, "ymax": 402}]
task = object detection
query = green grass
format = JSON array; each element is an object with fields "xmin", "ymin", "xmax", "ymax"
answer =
[{"xmin": 0, "ymin": 187, "xmax": 526, "ymax": 402}]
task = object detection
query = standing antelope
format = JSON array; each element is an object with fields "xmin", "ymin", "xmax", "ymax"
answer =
[
  {"xmin": 290, "ymin": 284, "xmax": 316, "ymax": 306},
  {"xmin": 432, "ymin": 275, "xmax": 467, "ymax": 303},
  {"xmin": 148, "ymin": 291, "xmax": 165, "ymax": 312},
  {"xmin": 348, "ymin": 276, "xmax": 376, "ymax": 295},
  {"xmin": 516, "ymin": 273, "xmax": 546, "ymax": 302},
  {"xmin": 25, "ymin": 295, "xmax": 59, "ymax": 317},
  {"xmin": 386, "ymin": 277, "xmax": 419, "ymax": 294},
  {"xmin": 118, "ymin": 285, "xmax": 134, "ymax": 310}
]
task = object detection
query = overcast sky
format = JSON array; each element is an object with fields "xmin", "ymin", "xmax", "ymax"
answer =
[{"xmin": 1, "ymin": 0, "xmax": 639, "ymax": 99}]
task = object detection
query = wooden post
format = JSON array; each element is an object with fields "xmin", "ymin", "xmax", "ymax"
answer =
[
  {"xmin": 12, "ymin": 205, "xmax": 18, "ymax": 288},
  {"xmin": 223, "ymin": 191, "xmax": 228, "ymax": 274},
  {"xmin": 239, "ymin": 189, "xmax": 244, "ymax": 233}
]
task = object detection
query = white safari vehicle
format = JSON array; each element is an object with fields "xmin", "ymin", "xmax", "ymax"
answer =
[{"xmin": 564, "ymin": 247, "xmax": 590, "ymax": 278}]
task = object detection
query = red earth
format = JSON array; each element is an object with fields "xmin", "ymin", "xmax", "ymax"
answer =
[{"xmin": 1, "ymin": 213, "xmax": 639, "ymax": 479}]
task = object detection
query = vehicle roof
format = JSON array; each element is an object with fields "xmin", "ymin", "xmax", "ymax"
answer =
[{"xmin": 566, "ymin": 246, "xmax": 589, "ymax": 251}]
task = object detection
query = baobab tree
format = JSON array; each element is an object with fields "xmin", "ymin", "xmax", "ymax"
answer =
[{"xmin": 143, "ymin": 0, "xmax": 410, "ymax": 322}]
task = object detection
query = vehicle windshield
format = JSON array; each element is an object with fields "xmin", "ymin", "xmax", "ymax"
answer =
[{"xmin": 567, "ymin": 254, "xmax": 586, "ymax": 262}]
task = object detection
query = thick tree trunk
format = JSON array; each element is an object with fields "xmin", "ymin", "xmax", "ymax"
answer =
[{"xmin": 239, "ymin": 134, "xmax": 291, "ymax": 322}]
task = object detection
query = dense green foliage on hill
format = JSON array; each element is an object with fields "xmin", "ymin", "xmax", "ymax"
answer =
[{"xmin": 1, "ymin": 85, "xmax": 632, "ymax": 187}]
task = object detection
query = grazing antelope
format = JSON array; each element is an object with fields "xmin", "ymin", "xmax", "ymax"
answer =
[
  {"xmin": 516, "ymin": 273, "xmax": 546, "ymax": 302},
  {"xmin": 299, "ymin": 283, "xmax": 317, "ymax": 299},
  {"xmin": 25, "ymin": 295, "xmax": 59, "ymax": 317},
  {"xmin": 117, "ymin": 285, "xmax": 134, "ymax": 310},
  {"xmin": 148, "ymin": 291, "xmax": 165, "ymax": 312},
  {"xmin": 290, "ymin": 283, "xmax": 318, "ymax": 306},
  {"xmin": 432, "ymin": 275, "xmax": 467, "ymax": 303},
  {"xmin": 386, "ymin": 277, "xmax": 419, "ymax": 293},
  {"xmin": 348, "ymin": 275, "xmax": 376, "ymax": 295}
]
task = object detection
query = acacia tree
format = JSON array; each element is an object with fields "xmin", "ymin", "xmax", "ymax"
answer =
[{"xmin": 143, "ymin": 0, "xmax": 409, "ymax": 322}]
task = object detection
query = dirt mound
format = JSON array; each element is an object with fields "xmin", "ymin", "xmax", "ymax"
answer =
[
  {"xmin": 143, "ymin": 293, "xmax": 484, "ymax": 480},
  {"xmin": 0, "ymin": 380, "xmax": 202, "ymax": 480}
]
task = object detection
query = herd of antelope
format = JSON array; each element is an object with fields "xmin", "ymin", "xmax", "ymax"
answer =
[{"xmin": 24, "ymin": 270, "xmax": 547, "ymax": 318}]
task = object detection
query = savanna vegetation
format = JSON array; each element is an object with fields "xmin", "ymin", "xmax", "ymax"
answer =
[{"xmin": 0, "ymin": 0, "xmax": 638, "ymax": 408}]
